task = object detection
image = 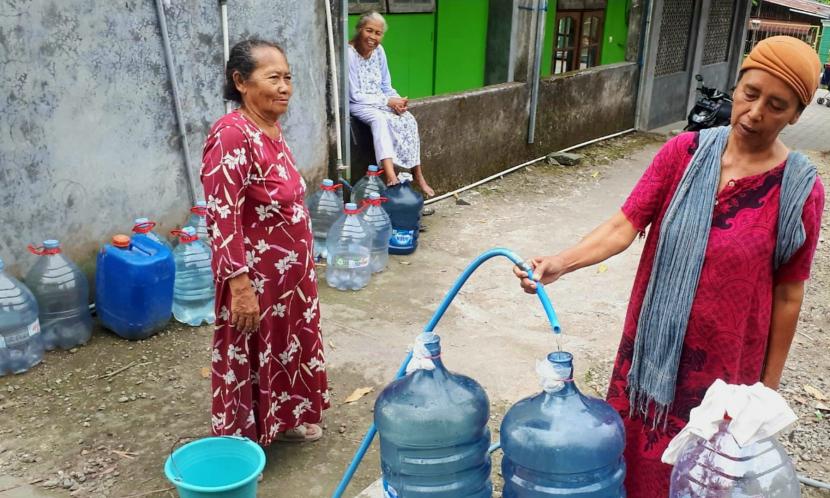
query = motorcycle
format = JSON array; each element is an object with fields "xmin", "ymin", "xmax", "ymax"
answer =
[{"xmin": 684, "ymin": 74, "xmax": 733, "ymax": 131}]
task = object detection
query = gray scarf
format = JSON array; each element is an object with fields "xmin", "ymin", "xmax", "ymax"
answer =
[{"xmin": 627, "ymin": 126, "xmax": 817, "ymax": 424}]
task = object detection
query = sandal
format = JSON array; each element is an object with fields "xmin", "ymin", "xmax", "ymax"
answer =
[{"xmin": 275, "ymin": 423, "xmax": 323, "ymax": 443}]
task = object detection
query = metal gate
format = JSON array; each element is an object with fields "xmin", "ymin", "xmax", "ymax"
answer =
[{"xmin": 638, "ymin": 0, "xmax": 751, "ymax": 130}]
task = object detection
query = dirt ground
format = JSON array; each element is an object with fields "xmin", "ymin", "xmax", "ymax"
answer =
[{"xmin": 0, "ymin": 134, "xmax": 827, "ymax": 498}]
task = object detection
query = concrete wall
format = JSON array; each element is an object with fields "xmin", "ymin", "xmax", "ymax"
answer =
[
  {"xmin": 351, "ymin": 62, "xmax": 638, "ymax": 193},
  {"xmin": 0, "ymin": 0, "xmax": 329, "ymax": 275}
]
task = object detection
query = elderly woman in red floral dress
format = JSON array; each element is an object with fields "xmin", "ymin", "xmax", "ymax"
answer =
[{"xmin": 201, "ymin": 39, "xmax": 329, "ymax": 445}]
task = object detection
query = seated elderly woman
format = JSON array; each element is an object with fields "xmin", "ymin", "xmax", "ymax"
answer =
[{"xmin": 349, "ymin": 11, "xmax": 434, "ymax": 197}]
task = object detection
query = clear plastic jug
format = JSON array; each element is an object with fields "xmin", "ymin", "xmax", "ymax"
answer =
[
  {"xmin": 383, "ymin": 178, "xmax": 423, "ymax": 255},
  {"xmin": 325, "ymin": 203, "xmax": 374, "ymax": 291},
  {"xmin": 186, "ymin": 201, "xmax": 210, "ymax": 243},
  {"xmin": 374, "ymin": 333, "xmax": 493, "ymax": 498},
  {"xmin": 171, "ymin": 227, "xmax": 215, "ymax": 326},
  {"xmin": 307, "ymin": 179, "xmax": 344, "ymax": 261},
  {"xmin": 669, "ymin": 419, "xmax": 800, "ymax": 498},
  {"xmin": 501, "ymin": 351, "xmax": 626, "ymax": 497},
  {"xmin": 361, "ymin": 192, "xmax": 392, "ymax": 273},
  {"xmin": 0, "ymin": 257, "xmax": 44, "ymax": 376},
  {"xmin": 25, "ymin": 240, "xmax": 93, "ymax": 350},
  {"xmin": 133, "ymin": 218, "xmax": 173, "ymax": 250},
  {"xmin": 351, "ymin": 165, "xmax": 387, "ymax": 205}
]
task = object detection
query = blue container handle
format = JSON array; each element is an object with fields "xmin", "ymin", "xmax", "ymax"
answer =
[{"xmin": 331, "ymin": 247, "xmax": 561, "ymax": 498}]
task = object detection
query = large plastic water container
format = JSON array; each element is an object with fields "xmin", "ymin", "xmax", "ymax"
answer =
[
  {"xmin": 171, "ymin": 227, "xmax": 215, "ymax": 326},
  {"xmin": 25, "ymin": 240, "xmax": 92, "ymax": 351},
  {"xmin": 307, "ymin": 179, "xmax": 344, "ymax": 261},
  {"xmin": 669, "ymin": 419, "xmax": 800, "ymax": 497},
  {"xmin": 186, "ymin": 201, "xmax": 210, "ymax": 243},
  {"xmin": 352, "ymin": 165, "xmax": 386, "ymax": 205},
  {"xmin": 383, "ymin": 179, "xmax": 423, "ymax": 255},
  {"xmin": 325, "ymin": 203, "xmax": 374, "ymax": 291},
  {"xmin": 361, "ymin": 192, "xmax": 392, "ymax": 273},
  {"xmin": 132, "ymin": 218, "xmax": 172, "ymax": 250},
  {"xmin": 501, "ymin": 351, "xmax": 626, "ymax": 498},
  {"xmin": 374, "ymin": 332, "xmax": 493, "ymax": 498},
  {"xmin": 0, "ymin": 257, "xmax": 44, "ymax": 376},
  {"xmin": 96, "ymin": 234, "xmax": 175, "ymax": 340}
]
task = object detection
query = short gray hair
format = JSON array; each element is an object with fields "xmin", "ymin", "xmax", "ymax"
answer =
[{"xmin": 355, "ymin": 11, "xmax": 387, "ymax": 34}]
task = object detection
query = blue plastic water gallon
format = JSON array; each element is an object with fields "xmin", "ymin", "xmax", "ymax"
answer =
[
  {"xmin": 325, "ymin": 203, "xmax": 374, "ymax": 291},
  {"xmin": 352, "ymin": 165, "xmax": 387, "ymax": 205},
  {"xmin": 374, "ymin": 332, "xmax": 493, "ymax": 498},
  {"xmin": 186, "ymin": 201, "xmax": 210, "ymax": 243},
  {"xmin": 95, "ymin": 234, "xmax": 175, "ymax": 340},
  {"xmin": 383, "ymin": 179, "xmax": 423, "ymax": 255},
  {"xmin": 133, "ymin": 218, "xmax": 173, "ymax": 250},
  {"xmin": 0, "ymin": 257, "xmax": 44, "ymax": 376},
  {"xmin": 308, "ymin": 179, "xmax": 344, "ymax": 261},
  {"xmin": 670, "ymin": 419, "xmax": 800, "ymax": 498},
  {"xmin": 171, "ymin": 227, "xmax": 215, "ymax": 326},
  {"xmin": 361, "ymin": 192, "xmax": 392, "ymax": 273},
  {"xmin": 25, "ymin": 240, "xmax": 93, "ymax": 351},
  {"xmin": 501, "ymin": 351, "xmax": 626, "ymax": 498}
]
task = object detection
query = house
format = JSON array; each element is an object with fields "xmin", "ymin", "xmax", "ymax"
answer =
[{"xmin": 747, "ymin": 0, "xmax": 830, "ymax": 64}]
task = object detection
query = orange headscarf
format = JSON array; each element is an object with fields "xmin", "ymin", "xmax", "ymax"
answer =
[{"xmin": 741, "ymin": 36, "xmax": 821, "ymax": 106}]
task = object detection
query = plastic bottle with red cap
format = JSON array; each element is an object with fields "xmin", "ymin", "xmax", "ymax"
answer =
[
  {"xmin": 132, "ymin": 218, "xmax": 172, "ymax": 250},
  {"xmin": 307, "ymin": 179, "xmax": 344, "ymax": 261},
  {"xmin": 95, "ymin": 233, "xmax": 175, "ymax": 340},
  {"xmin": 185, "ymin": 201, "xmax": 210, "ymax": 243},
  {"xmin": 325, "ymin": 203, "xmax": 374, "ymax": 291},
  {"xmin": 361, "ymin": 192, "xmax": 392, "ymax": 273},
  {"xmin": 25, "ymin": 240, "xmax": 93, "ymax": 350},
  {"xmin": 171, "ymin": 227, "xmax": 215, "ymax": 326},
  {"xmin": 0, "ymin": 256, "xmax": 44, "ymax": 376},
  {"xmin": 351, "ymin": 165, "xmax": 387, "ymax": 205}
]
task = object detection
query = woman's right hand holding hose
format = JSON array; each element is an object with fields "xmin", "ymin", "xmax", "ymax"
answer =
[
  {"xmin": 513, "ymin": 255, "xmax": 568, "ymax": 294},
  {"xmin": 228, "ymin": 273, "xmax": 260, "ymax": 333}
]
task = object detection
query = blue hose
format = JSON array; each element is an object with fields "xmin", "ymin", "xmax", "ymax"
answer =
[{"xmin": 331, "ymin": 247, "xmax": 560, "ymax": 498}]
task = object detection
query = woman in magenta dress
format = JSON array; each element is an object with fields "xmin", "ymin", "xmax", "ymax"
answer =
[
  {"xmin": 201, "ymin": 39, "xmax": 328, "ymax": 445},
  {"xmin": 515, "ymin": 36, "xmax": 824, "ymax": 496}
]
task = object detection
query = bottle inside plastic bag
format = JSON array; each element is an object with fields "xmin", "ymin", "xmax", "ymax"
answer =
[{"xmin": 669, "ymin": 418, "xmax": 800, "ymax": 498}]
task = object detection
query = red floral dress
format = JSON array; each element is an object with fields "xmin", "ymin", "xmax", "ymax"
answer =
[
  {"xmin": 200, "ymin": 111, "xmax": 329, "ymax": 446},
  {"xmin": 607, "ymin": 132, "xmax": 824, "ymax": 496}
]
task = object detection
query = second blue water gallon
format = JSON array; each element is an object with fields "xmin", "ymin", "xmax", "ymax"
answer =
[
  {"xmin": 500, "ymin": 351, "xmax": 626, "ymax": 498},
  {"xmin": 383, "ymin": 178, "xmax": 423, "ymax": 256},
  {"xmin": 374, "ymin": 332, "xmax": 492, "ymax": 498},
  {"xmin": 95, "ymin": 234, "xmax": 175, "ymax": 340}
]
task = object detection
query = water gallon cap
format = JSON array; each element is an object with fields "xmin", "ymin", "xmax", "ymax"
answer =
[
  {"xmin": 112, "ymin": 234, "xmax": 131, "ymax": 249},
  {"xmin": 43, "ymin": 239, "xmax": 60, "ymax": 249},
  {"xmin": 134, "ymin": 217, "xmax": 150, "ymax": 224},
  {"xmin": 195, "ymin": 200, "xmax": 207, "ymax": 207},
  {"xmin": 345, "ymin": 202, "xmax": 358, "ymax": 211},
  {"xmin": 322, "ymin": 179, "xmax": 334, "ymax": 187},
  {"xmin": 368, "ymin": 165, "xmax": 379, "ymax": 172},
  {"xmin": 368, "ymin": 192, "xmax": 381, "ymax": 200}
]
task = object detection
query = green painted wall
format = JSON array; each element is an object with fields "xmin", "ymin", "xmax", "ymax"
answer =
[
  {"xmin": 348, "ymin": 13, "xmax": 435, "ymax": 99},
  {"xmin": 434, "ymin": 0, "xmax": 490, "ymax": 94},
  {"xmin": 820, "ymin": 21, "xmax": 830, "ymax": 66},
  {"xmin": 541, "ymin": 0, "xmax": 558, "ymax": 77},
  {"xmin": 601, "ymin": 0, "xmax": 629, "ymax": 65}
]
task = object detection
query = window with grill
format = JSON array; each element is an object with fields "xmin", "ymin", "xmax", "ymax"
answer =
[
  {"xmin": 348, "ymin": 0, "xmax": 385, "ymax": 14},
  {"xmin": 349, "ymin": 0, "xmax": 436, "ymax": 14},
  {"xmin": 553, "ymin": 10, "xmax": 604, "ymax": 74},
  {"xmin": 702, "ymin": 0, "xmax": 734, "ymax": 65}
]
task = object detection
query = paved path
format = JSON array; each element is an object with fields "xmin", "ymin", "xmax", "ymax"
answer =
[{"xmin": 780, "ymin": 97, "xmax": 830, "ymax": 152}]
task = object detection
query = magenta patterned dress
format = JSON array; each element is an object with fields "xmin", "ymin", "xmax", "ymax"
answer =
[
  {"xmin": 200, "ymin": 111, "xmax": 329, "ymax": 446},
  {"xmin": 607, "ymin": 132, "xmax": 824, "ymax": 497}
]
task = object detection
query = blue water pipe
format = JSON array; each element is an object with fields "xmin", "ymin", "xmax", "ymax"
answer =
[{"xmin": 331, "ymin": 247, "xmax": 560, "ymax": 498}]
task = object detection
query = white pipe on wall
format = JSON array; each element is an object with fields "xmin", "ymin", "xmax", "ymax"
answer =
[
  {"xmin": 324, "ymin": 0, "xmax": 344, "ymax": 179},
  {"xmin": 220, "ymin": 0, "xmax": 231, "ymax": 114}
]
